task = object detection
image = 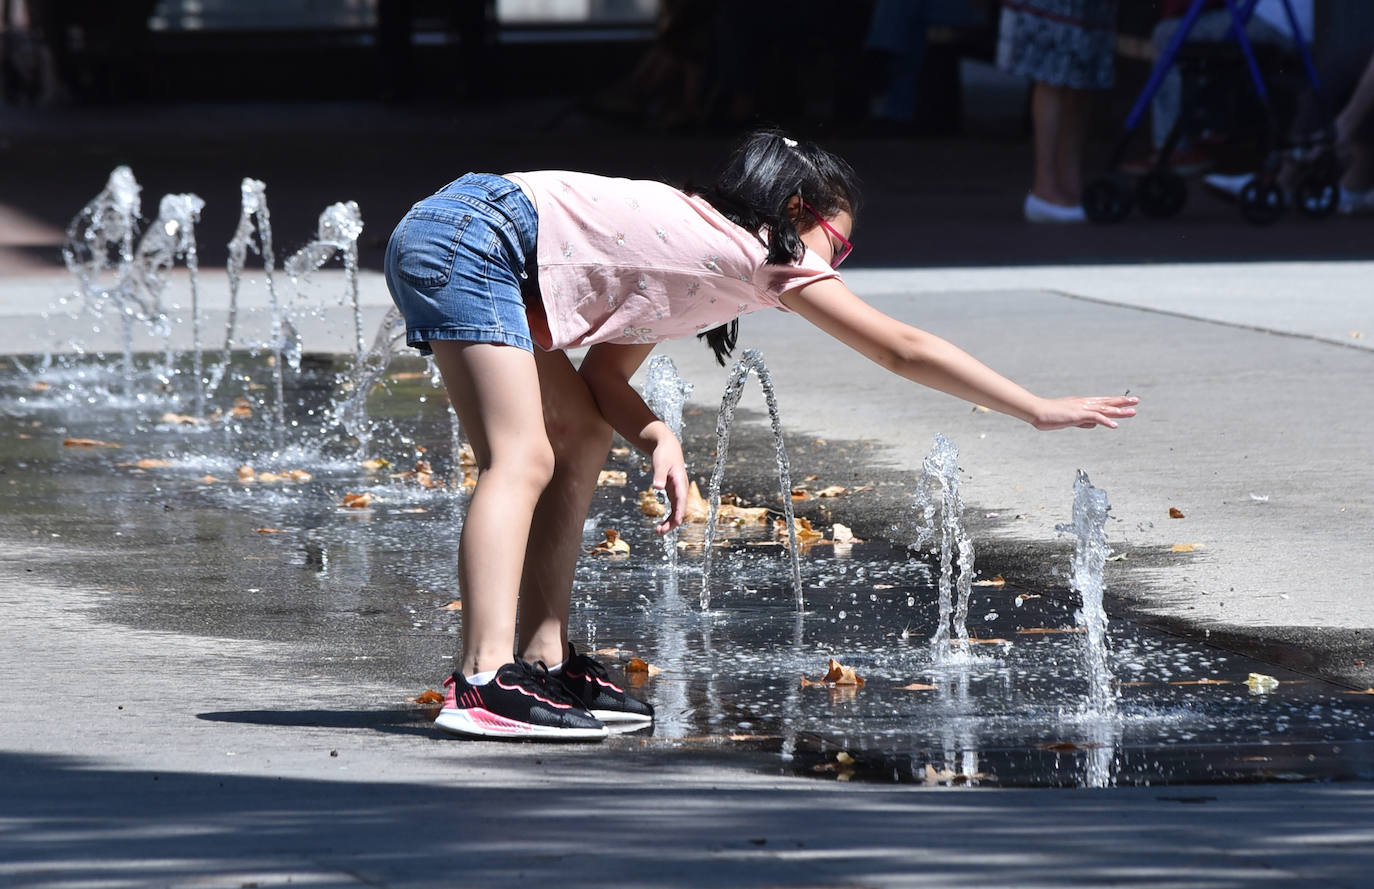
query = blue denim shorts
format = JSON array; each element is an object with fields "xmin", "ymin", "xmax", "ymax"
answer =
[{"xmin": 384, "ymin": 173, "xmax": 538, "ymax": 355}]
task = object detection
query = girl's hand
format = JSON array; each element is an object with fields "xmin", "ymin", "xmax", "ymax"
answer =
[
  {"xmin": 1031, "ymin": 395, "xmax": 1139, "ymax": 430},
  {"xmin": 650, "ymin": 435, "xmax": 689, "ymax": 535}
]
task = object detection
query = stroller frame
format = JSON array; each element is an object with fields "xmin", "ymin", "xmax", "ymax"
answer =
[{"xmin": 1085, "ymin": 0, "xmax": 1337, "ymax": 225}]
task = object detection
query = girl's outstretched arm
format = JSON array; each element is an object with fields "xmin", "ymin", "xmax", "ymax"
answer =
[
  {"xmin": 780, "ymin": 279, "xmax": 1138, "ymax": 429},
  {"xmin": 578, "ymin": 342, "xmax": 689, "ymax": 533}
]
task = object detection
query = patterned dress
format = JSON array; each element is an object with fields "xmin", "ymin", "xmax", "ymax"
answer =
[{"xmin": 996, "ymin": 0, "xmax": 1118, "ymax": 90}]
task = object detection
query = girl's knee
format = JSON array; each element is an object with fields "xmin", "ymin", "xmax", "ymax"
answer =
[{"xmin": 548, "ymin": 412, "xmax": 613, "ymax": 464}]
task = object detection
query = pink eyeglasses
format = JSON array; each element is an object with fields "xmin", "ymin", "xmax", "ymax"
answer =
[{"xmin": 802, "ymin": 200, "xmax": 853, "ymax": 268}]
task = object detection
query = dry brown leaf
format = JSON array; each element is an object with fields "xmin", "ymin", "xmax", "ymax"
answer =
[
  {"xmin": 638, "ymin": 488, "xmax": 666, "ymax": 518},
  {"xmin": 1171, "ymin": 543, "xmax": 1203, "ymax": 553},
  {"xmin": 199, "ymin": 475, "xmax": 219, "ymax": 484},
  {"xmin": 236, "ymin": 465, "xmax": 256, "ymax": 481},
  {"xmin": 129, "ymin": 459, "xmax": 173, "ymax": 469},
  {"xmin": 1015, "ymin": 627, "xmax": 1085, "ymax": 635},
  {"xmin": 1169, "ymin": 507, "xmax": 1185, "ymax": 519},
  {"xmin": 1347, "ymin": 688, "xmax": 1374, "ymax": 695},
  {"xmin": 341, "ymin": 492, "xmax": 374, "ymax": 509},
  {"xmin": 775, "ymin": 516, "xmax": 825, "ymax": 544},
  {"xmin": 361, "ymin": 458, "xmax": 391, "ymax": 471},
  {"xmin": 231, "ymin": 397, "xmax": 253, "ymax": 419},
  {"xmin": 973, "ymin": 574, "xmax": 1006, "ymax": 588},
  {"xmin": 625, "ymin": 657, "xmax": 661, "ymax": 687},
  {"xmin": 30, "ymin": 381, "xmax": 50, "ymax": 392},
  {"xmin": 440, "ymin": 600, "xmax": 463, "ymax": 611},
  {"xmin": 823, "ymin": 658, "xmax": 865, "ymax": 687},
  {"xmin": 159, "ymin": 412, "xmax": 205, "ymax": 426},
  {"xmin": 790, "ymin": 488, "xmax": 813, "ymax": 501},
  {"xmin": 598, "ymin": 469, "xmax": 628, "ymax": 487},
  {"xmin": 815, "ymin": 485, "xmax": 847, "ymax": 498},
  {"xmin": 831, "ymin": 523, "xmax": 863, "ymax": 544},
  {"xmin": 254, "ymin": 527, "xmax": 285, "ymax": 535},
  {"xmin": 63, "ymin": 437, "xmax": 121, "ymax": 448},
  {"xmin": 411, "ymin": 689, "xmax": 444, "ymax": 705},
  {"xmin": 256, "ymin": 472, "xmax": 282, "ymax": 483},
  {"xmin": 284, "ymin": 469, "xmax": 313, "ymax": 483},
  {"xmin": 897, "ymin": 682, "xmax": 938, "ymax": 691},
  {"xmin": 800, "ymin": 676, "xmax": 827, "ymax": 688},
  {"xmin": 589, "ymin": 528, "xmax": 630, "ymax": 556}
]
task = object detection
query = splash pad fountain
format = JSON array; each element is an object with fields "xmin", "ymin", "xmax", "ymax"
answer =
[{"xmin": 3, "ymin": 167, "xmax": 1372, "ymax": 789}]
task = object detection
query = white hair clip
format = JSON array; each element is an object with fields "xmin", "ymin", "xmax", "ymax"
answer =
[{"xmin": 782, "ymin": 137, "xmax": 798, "ymax": 148}]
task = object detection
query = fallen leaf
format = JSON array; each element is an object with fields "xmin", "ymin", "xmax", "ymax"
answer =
[
  {"xmin": 440, "ymin": 600, "xmax": 463, "ymax": 611},
  {"xmin": 790, "ymin": 488, "xmax": 813, "ymax": 501},
  {"xmin": 341, "ymin": 492, "xmax": 374, "ymax": 509},
  {"xmin": 256, "ymin": 472, "xmax": 282, "ymax": 483},
  {"xmin": 122, "ymin": 458, "xmax": 173, "ymax": 469},
  {"xmin": 896, "ymin": 682, "xmax": 938, "ymax": 691},
  {"xmin": 63, "ymin": 438, "xmax": 121, "ymax": 448},
  {"xmin": 831, "ymin": 523, "xmax": 863, "ymax": 544},
  {"xmin": 822, "ymin": 658, "xmax": 865, "ymax": 687},
  {"xmin": 411, "ymin": 689, "xmax": 444, "ymax": 705},
  {"xmin": 1347, "ymin": 688, "xmax": 1374, "ymax": 695},
  {"xmin": 638, "ymin": 489, "xmax": 666, "ymax": 518},
  {"xmin": 598, "ymin": 469, "xmax": 627, "ymax": 486},
  {"xmin": 231, "ymin": 397, "xmax": 253, "ymax": 418},
  {"xmin": 800, "ymin": 676, "xmax": 827, "ymax": 688},
  {"xmin": 30, "ymin": 381, "xmax": 50, "ymax": 392},
  {"xmin": 815, "ymin": 485, "xmax": 847, "ymax": 498},
  {"xmin": 199, "ymin": 475, "xmax": 219, "ymax": 484},
  {"xmin": 236, "ymin": 465, "xmax": 256, "ymax": 481},
  {"xmin": 159, "ymin": 412, "xmax": 205, "ymax": 426},
  {"xmin": 1169, "ymin": 507, "xmax": 1185, "ymax": 519},
  {"xmin": 1171, "ymin": 543, "xmax": 1203, "ymax": 553},
  {"xmin": 254, "ymin": 527, "xmax": 285, "ymax": 535},
  {"xmin": 775, "ymin": 516, "xmax": 825, "ymax": 545},
  {"xmin": 589, "ymin": 528, "xmax": 630, "ymax": 556},
  {"xmin": 973, "ymin": 574, "xmax": 1006, "ymax": 588},
  {"xmin": 684, "ymin": 481, "xmax": 710, "ymax": 523},
  {"xmin": 361, "ymin": 458, "xmax": 391, "ymax": 471},
  {"xmin": 1015, "ymin": 627, "xmax": 1085, "ymax": 635},
  {"xmin": 624, "ymin": 657, "xmax": 661, "ymax": 686},
  {"xmin": 1246, "ymin": 672, "xmax": 1279, "ymax": 693},
  {"xmin": 284, "ymin": 469, "xmax": 313, "ymax": 483}
]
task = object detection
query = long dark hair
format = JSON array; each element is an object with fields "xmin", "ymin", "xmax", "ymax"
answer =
[{"xmin": 690, "ymin": 129, "xmax": 862, "ymax": 365}]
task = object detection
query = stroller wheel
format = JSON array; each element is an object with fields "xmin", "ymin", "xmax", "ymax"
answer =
[
  {"xmin": 1239, "ymin": 180, "xmax": 1285, "ymax": 225},
  {"xmin": 1295, "ymin": 171, "xmax": 1339, "ymax": 219},
  {"xmin": 1136, "ymin": 170, "xmax": 1188, "ymax": 218},
  {"xmin": 1084, "ymin": 176, "xmax": 1133, "ymax": 223}
]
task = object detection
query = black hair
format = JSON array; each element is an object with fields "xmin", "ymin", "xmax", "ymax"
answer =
[{"xmin": 689, "ymin": 128, "xmax": 862, "ymax": 365}]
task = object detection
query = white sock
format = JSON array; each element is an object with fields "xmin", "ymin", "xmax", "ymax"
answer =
[
  {"xmin": 546, "ymin": 659, "xmax": 566, "ymax": 674},
  {"xmin": 465, "ymin": 669, "xmax": 497, "ymax": 686}
]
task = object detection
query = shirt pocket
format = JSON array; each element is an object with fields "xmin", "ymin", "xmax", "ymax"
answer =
[{"xmin": 393, "ymin": 205, "xmax": 473, "ymax": 289}]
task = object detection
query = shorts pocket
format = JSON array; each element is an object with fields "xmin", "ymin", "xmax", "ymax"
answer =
[{"xmin": 394, "ymin": 206, "xmax": 473, "ymax": 289}]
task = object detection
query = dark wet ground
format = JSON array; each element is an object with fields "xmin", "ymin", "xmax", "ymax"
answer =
[{"xmin": 4, "ymin": 351, "xmax": 1373, "ymax": 789}]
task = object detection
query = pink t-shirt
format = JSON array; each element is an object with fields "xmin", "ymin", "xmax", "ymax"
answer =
[{"xmin": 509, "ymin": 170, "xmax": 840, "ymax": 351}]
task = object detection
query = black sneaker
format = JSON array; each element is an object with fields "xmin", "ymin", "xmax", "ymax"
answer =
[
  {"xmin": 557, "ymin": 644, "xmax": 654, "ymax": 725},
  {"xmin": 435, "ymin": 660, "xmax": 608, "ymax": 741}
]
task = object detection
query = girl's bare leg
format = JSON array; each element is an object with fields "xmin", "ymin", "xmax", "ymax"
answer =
[
  {"xmin": 516, "ymin": 349, "xmax": 614, "ymax": 668},
  {"xmin": 429, "ymin": 340, "xmax": 554, "ymax": 677},
  {"xmin": 1030, "ymin": 80, "xmax": 1065, "ymax": 204}
]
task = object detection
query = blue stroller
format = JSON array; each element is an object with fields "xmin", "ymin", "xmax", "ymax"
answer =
[{"xmin": 1085, "ymin": 0, "xmax": 1336, "ymax": 225}]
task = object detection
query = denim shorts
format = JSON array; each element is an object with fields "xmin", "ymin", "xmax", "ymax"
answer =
[{"xmin": 384, "ymin": 173, "xmax": 538, "ymax": 355}]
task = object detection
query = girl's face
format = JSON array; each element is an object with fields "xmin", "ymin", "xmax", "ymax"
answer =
[{"xmin": 799, "ymin": 208, "xmax": 854, "ymax": 269}]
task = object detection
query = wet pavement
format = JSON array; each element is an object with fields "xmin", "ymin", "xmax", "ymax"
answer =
[{"xmin": 6, "ymin": 351, "xmax": 1371, "ymax": 795}]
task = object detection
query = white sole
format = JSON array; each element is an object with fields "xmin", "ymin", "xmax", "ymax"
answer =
[
  {"xmin": 435, "ymin": 708, "xmax": 608, "ymax": 741},
  {"xmin": 591, "ymin": 709, "xmax": 654, "ymax": 725}
]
